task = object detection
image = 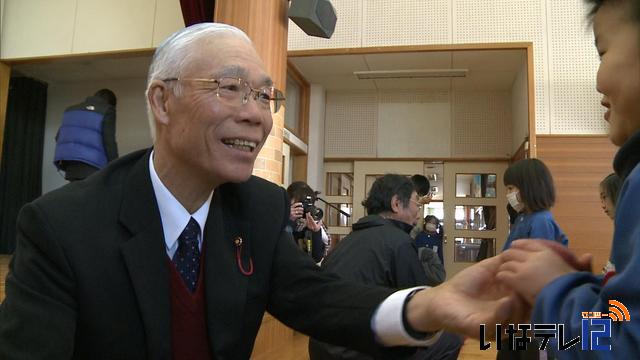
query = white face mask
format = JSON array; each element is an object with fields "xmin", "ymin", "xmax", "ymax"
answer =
[
  {"xmin": 425, "ymin": 223, "xmax": 437, "ymax": 232},
  {"xmin": 507, "ymin": 191, "xmax": 524, "ymax": 212}
]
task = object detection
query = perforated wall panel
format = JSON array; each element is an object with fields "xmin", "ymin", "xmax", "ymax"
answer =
[
  {"xmin": 362, "ymin": 0, "xmax": 451, "ymax": 46},
  {"xmin": 453, "ymin": 0, "xmax": 548, "ymax": 134},
  {"xmin": 325, "ymin": 91, "xmax": 378, "ymax": 157},
  {"xmin": 452, "ymin": 91, "xmax": 512, "ymax": 157},
  {"xmin": 288, "ymin": 0, "xmax": 361, "ymax": 50},
  {"xmin": 548, "ymin": 0, "xmax": 605, "ymax": 133}
]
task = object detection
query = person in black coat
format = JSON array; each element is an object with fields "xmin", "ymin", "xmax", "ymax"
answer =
[{"xmin": 309, "ymin": 174, "xmax": 462, "ymax": 360}]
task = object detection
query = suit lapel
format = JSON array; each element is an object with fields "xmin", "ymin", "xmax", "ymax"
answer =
[
  {"xmin": 204, "ymin": 185, "xmax": 250, "ymax": 352},
  {"xmin": 118, "ymin": 150, "xmax": 171, "ymax": 359}
]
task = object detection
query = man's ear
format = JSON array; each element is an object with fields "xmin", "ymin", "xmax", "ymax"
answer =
[
  {"xmin": 390, "ymin": 195, "xmax": 401, "ymax": 213},
  {"xmin": 148, "ymin": 80, "xmax": 171, "ymax": 126}
]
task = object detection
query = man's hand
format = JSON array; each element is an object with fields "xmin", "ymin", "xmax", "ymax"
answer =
[
  {"xmin": 405, "ymin": 255, "xmax": 529, "ymax": 339},
  {"xmin": 497, "ymin": 240, "xmax": 591, "ymax": 306}
]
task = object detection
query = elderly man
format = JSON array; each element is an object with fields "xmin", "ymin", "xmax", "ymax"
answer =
[{"xmin": 0, "ymin": 23, "xmax": 524, "ymax": 359}]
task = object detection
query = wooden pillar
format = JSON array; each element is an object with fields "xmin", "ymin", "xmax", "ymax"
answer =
[
  {"xmin": 214, "ymin": 0, "xmax": 289, "ymax": 185},
  {"xmin": 0, "ymin": 62, "xmax": 11, "ymax": 165}
]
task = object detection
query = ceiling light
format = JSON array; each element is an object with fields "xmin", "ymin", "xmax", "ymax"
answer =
[{"xmin": 354, "ymin": 69, "xmax": 468, "ymax": 79}]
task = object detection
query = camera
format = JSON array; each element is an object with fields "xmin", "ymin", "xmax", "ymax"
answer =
[{"xmin": 301, "ymin": 195, "xmax": 323, "ymax": 221}]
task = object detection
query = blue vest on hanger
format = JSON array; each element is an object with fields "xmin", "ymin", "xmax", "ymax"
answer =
[{"xmin": 54, "ymin": 108, "xmax": 107, "ymax": 170}]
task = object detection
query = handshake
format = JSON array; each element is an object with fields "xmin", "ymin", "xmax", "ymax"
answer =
[{"xmin": 403, "ymin": 240, "xmax": 592, "ymax": 340}]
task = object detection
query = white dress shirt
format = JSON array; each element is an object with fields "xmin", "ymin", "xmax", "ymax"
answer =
[
  {"xmin": 149, "ymin": 151, "xmax": 438, "ymax": 346},
  {"xmin": 148, "ymin": 151, "xmax": 212, "ymax": 259}
]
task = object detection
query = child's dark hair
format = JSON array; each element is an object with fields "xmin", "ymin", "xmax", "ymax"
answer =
[
  {"xmin": 585, "ymin": 0, "xmax": 640, "ymax": 23},
  {"xmin": 503, "ymin": 159, "xmax": 556, "ymax": 212},
  {"xmin": 411, "ymin": 175, "xmax": 431, "ymax": 197},
  {"xmin": 424, "ymin": 215, "xmax": 439, "ymax": 224},
  {"xmin": 362, "ymin": 174, "xmax": 414, "ymax": 215},
  {"xmin": 600, "ymin": 173, "xmax": 622, "ymax": 206}
]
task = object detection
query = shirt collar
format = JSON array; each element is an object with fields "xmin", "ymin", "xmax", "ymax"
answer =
[{"xmin": 148, "ymin": 151, "xmax": 213, "ymax": 252}]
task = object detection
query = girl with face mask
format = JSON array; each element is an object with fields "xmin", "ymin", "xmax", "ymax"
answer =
[
  {"xmin": 415, "ymin": 215, "xmax": 444, "ymax": 264},
  {"xmin": 501, "ymin": 158, "xmax": 569, "ymax": 251}
]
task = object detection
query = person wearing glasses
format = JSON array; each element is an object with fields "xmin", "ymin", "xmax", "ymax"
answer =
[
  {"xmin": 0, "ymin": 23, "xmax": 527, "ymax": 359},
  {"xmin": 309, "ymin": 174, "xmax": 462, "ymax": 359}
]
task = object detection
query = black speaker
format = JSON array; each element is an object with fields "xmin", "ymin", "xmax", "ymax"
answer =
[{"xmin": 288, "ymin": 0, "xmax": 337, "ymax": 39}]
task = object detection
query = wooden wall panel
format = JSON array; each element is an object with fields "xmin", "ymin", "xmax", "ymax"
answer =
[
  {"xmin": 0, "ymin": 255, "xmax": 10, "ymax": 302},
  {"xmin": 0, "ymin": 62, "xmax": 10, "ymax": 165},
  {"xmin": 536, "ymin": 136, "xmax": 618, "ymax": 272}
]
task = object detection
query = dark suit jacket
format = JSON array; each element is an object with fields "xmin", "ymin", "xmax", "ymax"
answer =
[{"xmin": 0, "ymin": 149, "xmax": 394, "ymax": 359}]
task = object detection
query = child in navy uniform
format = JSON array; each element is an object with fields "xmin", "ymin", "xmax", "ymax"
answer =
[
  {"xmin": 498, "ymin": 0, "xmax": 640, "ymax": 357},
  {"xmin": 502, "ymin": 158, "xmax": 568, "ymax": 251}
]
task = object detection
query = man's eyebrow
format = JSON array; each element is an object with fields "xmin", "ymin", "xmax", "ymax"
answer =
[
  {"xmin": 214, "ymin": 66, "xmax": 247, "ymax": 79},
  {"xmin": 258, "ymin": 75, "xmax": 273, "ymax": 87},
  {"xmin": 213, "ymin": 66, "xmax": 273, "ymax": 87}
]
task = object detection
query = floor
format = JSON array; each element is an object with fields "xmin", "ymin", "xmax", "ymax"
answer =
[
  {"xmin": 0, "ymin": 255, "xmax": 9, "ymax": 302},
  {"xmin": 253, "ymin": 332, "xmax": 497, "ymax": 360}
]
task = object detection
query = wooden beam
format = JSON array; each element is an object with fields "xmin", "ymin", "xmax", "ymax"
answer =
[
  {"xmin": 526, "ymin": 43, "xmax": 537, "ymax": 158},
  {"xmin": 288, "ymin": 42, "xmax": 533, "ymax": 57},
  {"xmin": 0, "ymin": 62, "xmax": 11, "ymax": 165}
]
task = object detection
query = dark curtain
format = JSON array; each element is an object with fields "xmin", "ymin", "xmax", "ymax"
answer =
[
  {"xmin": 180, "ymin": 0, "xmax": 215, "ymax": 26},
  {"xmin": 0, "ymin": 77, "xmax": 48, "ymax": 254}
]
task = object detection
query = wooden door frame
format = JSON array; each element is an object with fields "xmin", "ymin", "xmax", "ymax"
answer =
[
  {"xmin": 289, "ymin": 42, "xmax": 537, "ymax": 160},
  {"xmin": 0, "ymin": 62, "xmax": 11, "ymax": 166}
]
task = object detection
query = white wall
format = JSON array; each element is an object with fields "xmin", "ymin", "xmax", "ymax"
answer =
[
  {"xmin": 42, "ymin": 78, "xmax": 152, "ymax": 193},
  {"xmin": 325, "ymin": 89, "xmax": 512, "ymax": 159},
  {"xmin": 306, "ymin": 84, "xmax": 325, "ymax": 193},
  {"xmin": 511, "ymin": 62, "xmax": 529, "ymax": 154},
  {"xmin": 0, "ymin": 0, "xmax": 5, "ymax": 33},
  {"xmin": 1, "ymin": 0, "xmax": 184, "ymax": 59},
  {"xmin": 289, "ymin": 0, "xmax": 604, "ymax": 136}
]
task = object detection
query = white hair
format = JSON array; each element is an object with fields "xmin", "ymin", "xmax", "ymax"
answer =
[{"xmin": 145, "ymin": 23, "xmax": 253, "ymax": 140}]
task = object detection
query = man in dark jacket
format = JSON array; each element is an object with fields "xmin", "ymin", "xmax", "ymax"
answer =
[
  {"xmin": 53, "ymin": 88, "xmax": 119, "ymax": 181},
  {"xmin": 309, "ymin": 174, "xmax": 462, "ymax": 360}
]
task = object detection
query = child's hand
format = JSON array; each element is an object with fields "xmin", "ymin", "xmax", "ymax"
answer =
[{"xmin": 497, "ymin": 240, "xmax": 584, "ymax": 306}]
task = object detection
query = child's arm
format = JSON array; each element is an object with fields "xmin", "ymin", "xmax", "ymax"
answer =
[
  {"xmin": 499, "ymin": 240, "xmax": 640, "ymax": 357},
  {"xmin": 497, "ymin": 240, "xmax": 582, "ymax": 306}
]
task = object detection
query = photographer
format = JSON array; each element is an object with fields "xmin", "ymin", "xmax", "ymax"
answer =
[{"xmin": 286, "ymin": 181, "xmax": 328, "ymax": 263}]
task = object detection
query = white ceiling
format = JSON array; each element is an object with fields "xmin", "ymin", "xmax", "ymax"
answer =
[
  {"xmin": 11, "ymin": 49, "xmax": 525, "ymax": 92},
  {"xmin": 289, "ymin": 49, "xmax": 526, "ymax": 91}
]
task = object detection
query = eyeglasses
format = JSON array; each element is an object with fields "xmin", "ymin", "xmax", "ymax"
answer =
[
  {"xmin": 410, "ymin": 199, "xmax": 423, "ymax": 209},
  {"xmin": 162, "ymin": 77, "xmax": 286, "ymax": 113}
]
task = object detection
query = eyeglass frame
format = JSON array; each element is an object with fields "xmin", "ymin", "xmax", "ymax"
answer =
[
  {"xmin": 410, "ymin": 198, "xmax": 423, "ymax": 209},
  {"xmin": 161, "ymin": 77, "xmax": 286, "ymax": 113}
]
